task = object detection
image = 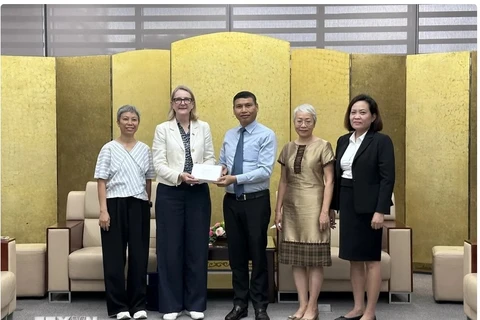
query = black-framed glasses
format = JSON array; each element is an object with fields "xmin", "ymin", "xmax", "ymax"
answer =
[{"xmin": 172, "ymin": 97, "xmax": 193, "ymax": 105}]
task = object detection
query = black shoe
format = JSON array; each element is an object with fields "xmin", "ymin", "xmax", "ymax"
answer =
[
  {"xmin": 334, "ymin": 316, "xmax": 363, "ymax": 320},
  {"xmin": 255, "ymin": 308, "xmax": 270, "ymax": 320},
  {"xmin": 225, "ymin": 306, "xmax": 248, "ymax": 320}
]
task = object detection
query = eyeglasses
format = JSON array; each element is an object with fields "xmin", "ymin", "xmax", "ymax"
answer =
[
  {"xmin": 294, "ymin": 119, "xmax": 314, "ymax": 127},
  {"xmin": 172, "ymin": 97, "xmax": 193, "ymax": 105}
]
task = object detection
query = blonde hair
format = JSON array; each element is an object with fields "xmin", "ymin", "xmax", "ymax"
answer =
[{"xmin": 167, "ymin": 85, "xmax": 199, "ymax": 121}]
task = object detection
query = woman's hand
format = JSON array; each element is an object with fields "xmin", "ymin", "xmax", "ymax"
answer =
[
  {"xmin": 319, "ymin": 211, "xmax": 330, "ymax": 231},
  {"xmin": 371, "ymin": 212, "xmax": 384, "ymax": 230},
  {"xmin": 181, "ymin": 172, "xmax": 199, "ymax": 185},
  {"xmin": 221, "ymin": 165, "xmax": 228, "ymax": 176},
  {"xmin": 274, "ymin": 209, "xmax": 283, "ymax": 231},
  {"xmin": 329, "ymin": 209, "xmax": 337, "ymax": 229},
  {"xmin": 99, "ymin": 210, "xmax": 110, "ymax": 231}
]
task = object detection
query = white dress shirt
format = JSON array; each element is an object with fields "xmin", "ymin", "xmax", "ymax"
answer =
[
  {"xmin": 219, "ymin": 120, "xmax": 277, "ymax": 194},
  {"xmin": 340, "ymin": 131, "xmax": 367, "ymax": 179}
]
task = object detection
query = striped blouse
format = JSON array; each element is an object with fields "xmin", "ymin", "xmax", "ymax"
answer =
[{"xmin": 94, "ymin": 140, "xmax": 156, "ymax": 200}]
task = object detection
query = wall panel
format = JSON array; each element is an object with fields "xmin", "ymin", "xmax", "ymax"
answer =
[
  {"xmin": 291, "ymin": 49, "xmax": 350, "ymax": 150},
  {"xmin": 469, "ymin": 51, "xmax": 477, "ymax": 241},
  {"xmin": 1, "ymin": 56, "xmax": 57, "ymax": 242},
  {"xmin": 112, "ymin": 50, "xmax": 171, "ymax": 146},
  {"xmin": 56, "ymin": 56, "xmax": 112, "ymax": 222},
  {"xmin": 171, "ymin": 32, "xmax": 291, "ymax": 229},
  {"xmin": 351, "ymin": 54, "xmax": 406, "ymax": 224},
  {"xmin": 406, "ymin": 52, "xmax": 470, "ymax": 266}
]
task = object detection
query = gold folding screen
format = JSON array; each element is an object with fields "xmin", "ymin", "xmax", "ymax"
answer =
[
  {"xmin": 170, "ymin": 32, "xmax": 291, "ymax": 228},
  {"xmin": 470, "ymin": 51, "xmax": 477, "ymax": 242},
  {"xmin": 290, "ymin": 49, "xmax": 350, "ymax": 149},
  {"xmin": 406, "ymin": 52, "xmax": 472, "ymax": 267},
  {"xmin": 0, "ymin": 33, "xmax": 476, "ymax": 268},
  {"xmin": 1, "ymin": 56, "xmax": 57, "ymax": 242},
  {"xmin": 351, "ymin": 55, "xmax": 407, "ymax": 224},
  {"xmin": 112, "ymin": 50, "xmax": 171, "ymax": 146},
  {"xmin": 56, "ymin": 56, "xmax": 112, "ymax": 222}
]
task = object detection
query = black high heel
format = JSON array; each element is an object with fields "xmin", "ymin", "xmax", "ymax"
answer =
[{"xmin": 334, "ymin": 315, "xmax": 363, "ymax": 320}]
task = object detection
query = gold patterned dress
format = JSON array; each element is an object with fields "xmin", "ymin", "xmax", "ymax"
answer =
[{"xmin": 277, "ymin": 139, "xmax": 335, "ymax": 266}]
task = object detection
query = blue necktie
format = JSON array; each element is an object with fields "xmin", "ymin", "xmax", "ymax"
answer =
[{"xmin": 232, "ymin": 128, "xmax": 245, "ymax": 198}]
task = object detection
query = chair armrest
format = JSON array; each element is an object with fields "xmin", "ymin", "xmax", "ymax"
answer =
[
  {"xmin": 47, "ymin": 221, "xmax": 83, "ymax": 292},
  {"xmin": 1, "ymin": 238, "xmax": 16, "ymax": 273},
  {"xmin": 383, "ymin": 221, "xmax": 413, "ymax": 293},
  {"xmin": 464, "ymin": 240, "xmax": 477, "ymax": 276}
]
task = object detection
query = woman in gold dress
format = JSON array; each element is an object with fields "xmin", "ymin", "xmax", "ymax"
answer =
[{"xmin": 275, "ymin": 104, "xmax": 336, "ymax": 320}]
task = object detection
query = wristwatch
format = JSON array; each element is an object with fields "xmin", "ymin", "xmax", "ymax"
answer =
[{"xmin": 148, "ymin": 201, "xmax": 153, "ymax": 207}]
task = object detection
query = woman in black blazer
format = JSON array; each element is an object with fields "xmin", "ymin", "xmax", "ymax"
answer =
[{"xmin": 331, "ymin": 94, "xmax": 395, "ymax": 320}]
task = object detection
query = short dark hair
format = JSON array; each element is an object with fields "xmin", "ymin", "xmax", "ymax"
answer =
[
  {"xmin": 117, "ymin": 105, "xmax": 140, "ymax": 122},
  {"xmin": 233, "ymin": 91, "xmax": 257, "ymax": 105},
  {"xmin": 344, "ymin": 94, "xmax": 383, "ymax": 132}
]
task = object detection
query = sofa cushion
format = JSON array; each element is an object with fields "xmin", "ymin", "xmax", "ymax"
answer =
[
  {"xmin": 432, "ymin": 245, "xmax": 464, "ymax": 301},
  {"xmin": 83, "ymin": 219, "xmax": 102, "ymax": 248},
  {"xmin": 1, "ymin": 271, "xmax": 16, "ymax": 309},
  {"xmin": 16, "ymin": 243, "xmax": 46, "ymax": 297},
  {"xmin": 69, "ymin": 247, "xmax": 157, "ymax": 280},
  {"xmin": 331, "ymin": 221, "xmax": 340, "ymax": 247},
  {"xmin": 464, "ymin": 273, "xmax": 477, "ymax": 312},
  {"xmin": 324, "ymin": 247, "xmax": 391, "ymax": 280}
]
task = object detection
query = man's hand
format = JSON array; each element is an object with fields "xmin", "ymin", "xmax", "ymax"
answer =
[{"xmin": 216, "ymin": 175, "xmax": 236, "ymax": 187}]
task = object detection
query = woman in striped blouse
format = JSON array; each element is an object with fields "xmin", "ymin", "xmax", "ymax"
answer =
[{"xmin": 94, "ymin": 105, "xmax": 156, "ymax": 320}]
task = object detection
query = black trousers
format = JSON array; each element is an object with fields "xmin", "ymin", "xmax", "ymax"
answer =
[
  {"xmin": 100, "ymin": 197, "xmax": 150, "ymax": 317},
  {"xmin": 155, "ymin": 182, "xmax": 211, "ymax": 313},
  {"xmin": 223, "ymin": 191, "xmax": 271, "ymax": 310}
]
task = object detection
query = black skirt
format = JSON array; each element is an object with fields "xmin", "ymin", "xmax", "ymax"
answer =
[{"xmin": 338, "ymin": 178, "xmax": 382, "ymax": 261}]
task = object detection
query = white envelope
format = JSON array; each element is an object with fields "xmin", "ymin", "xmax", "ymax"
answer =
[{"xmin": 191, "ymin": 164, "xmax": 223, "ymax": 183}]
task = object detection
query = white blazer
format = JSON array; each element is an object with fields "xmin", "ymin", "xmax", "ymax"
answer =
[{"xmin": 152, "ymin": 119, "xmax": 216, "ymax": 186}]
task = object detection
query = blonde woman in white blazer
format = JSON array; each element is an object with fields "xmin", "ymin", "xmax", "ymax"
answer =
[{"xmin": 152, "ymin": 85, "xmax": 215, "ymax": 320}]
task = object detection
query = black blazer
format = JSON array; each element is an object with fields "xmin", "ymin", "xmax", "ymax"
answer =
[{"xmin": 331, "ymin": 130, "xmax": 395, "ymax": 214}]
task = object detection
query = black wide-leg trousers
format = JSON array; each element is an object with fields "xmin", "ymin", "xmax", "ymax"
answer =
[
  {"xmin": 100, "ymin": 197, "xmax": 151, "ymax": 317},
  {"xmin": 155, "ymin": 182, "xmax": 211, "ymax": 314}
]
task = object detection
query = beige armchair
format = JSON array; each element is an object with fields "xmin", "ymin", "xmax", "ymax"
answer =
[
  {"xmin": 47, "ymin": 181, "xmax": 157, "ymax": 302},
  {"xmin": 1, "ymin": 237, "xmax": 16, "ymax": 320},
  {"xmin": 277, "ymin": 194, "xmax": 413, "ymax": 304},
  {"xmin": 464, "ymin": 240, "xmax": 477, "ymax": 320}
]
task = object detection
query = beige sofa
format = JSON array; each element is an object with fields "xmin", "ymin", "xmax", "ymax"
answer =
[
  {"xmin": 47, "ymin": 181, "xmax": 158, "ymax": 302},
  {"xmin": 277, "ymin": 195, "xmax": 413, "ymax": 303},
  {"xmin": 464, "ymin": 240, "xmax": 477, "ymax": 320},
  {"xmin": 1, "ymin": 238, "xmax": 16, "ymax": 320}
]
